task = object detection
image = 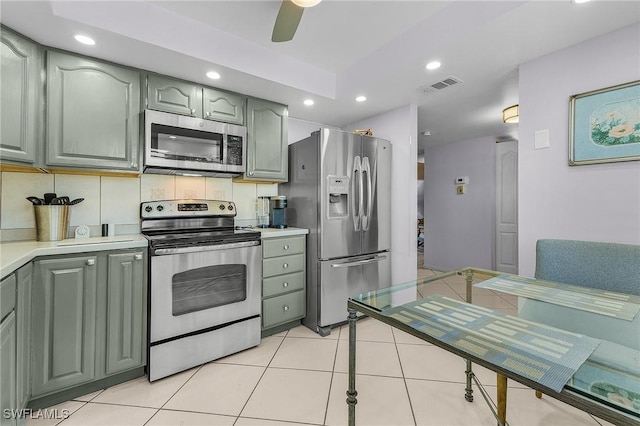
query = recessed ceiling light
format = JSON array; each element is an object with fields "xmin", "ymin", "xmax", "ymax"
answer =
[
  {"xmin": 573, "ymin": 0, "xmax": 590, "ymax": 3},
  {"xmin": 74, "ymin": 35, "xmax": 95, "ymax": 46},
  {"xmin": 206, "ymin": 71, "xmax": 221, "ymax": 80},
  {"xmin": 303, "ymin": 99, "xmax": 314, "ymax": 106},
  {"xmin": 425, "ymin": 61, "xmax": 441, "ymax": 71},
  {"xmin": 355, "ymin": 95, "xmax": 367, "ymax": 102}
]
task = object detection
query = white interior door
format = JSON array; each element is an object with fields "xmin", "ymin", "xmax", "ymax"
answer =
[{"xmin": 495, "ymin": 140, "xmax": 518, "ymax": 273}]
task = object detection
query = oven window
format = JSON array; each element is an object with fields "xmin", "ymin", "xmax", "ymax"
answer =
[{"xmin": 172, "ymin": 264, "xmax": 247, "ymax": 316}]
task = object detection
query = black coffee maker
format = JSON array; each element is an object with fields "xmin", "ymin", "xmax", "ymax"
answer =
[{"xmin": 269, "ymin": 196, "xmax": 287, "ymax": 228}]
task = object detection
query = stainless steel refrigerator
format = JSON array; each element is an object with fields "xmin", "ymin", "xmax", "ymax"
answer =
[{"xmin": 280, "ymin": 128, "xmax": 391, "ymax": 336}]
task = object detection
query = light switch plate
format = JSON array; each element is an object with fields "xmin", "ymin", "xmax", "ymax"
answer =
[{"xmin": 534, "ymin": 129, "xmax": 550, "ymax": 149}]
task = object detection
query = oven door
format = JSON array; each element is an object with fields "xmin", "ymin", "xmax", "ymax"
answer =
[{"xmin": 149, "ymin": 240, "xmax": 261, "ymax": 344}]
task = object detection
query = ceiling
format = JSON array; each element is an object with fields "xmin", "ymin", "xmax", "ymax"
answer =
[{"xmin": 2, "ymin": 1, "xmax": 639, "ymax": 154}]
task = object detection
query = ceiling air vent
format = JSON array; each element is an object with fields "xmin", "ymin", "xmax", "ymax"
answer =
[{"xmin": 418, "ymin": 76, "xmax": 463, "ymax": 95}]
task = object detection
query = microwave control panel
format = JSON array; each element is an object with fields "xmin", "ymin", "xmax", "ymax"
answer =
[{"xmin": 225, "ymin": 135, "xmax": 243, "ymax": 165}]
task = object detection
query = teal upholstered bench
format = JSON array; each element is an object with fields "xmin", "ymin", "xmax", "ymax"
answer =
[
  {"xmin": 519, "ymin": 239, "xmax": 640, "ymax": 402},
  {"xmin": 534, "ymin": 239, "xmax": 640, "ymax": 296}
]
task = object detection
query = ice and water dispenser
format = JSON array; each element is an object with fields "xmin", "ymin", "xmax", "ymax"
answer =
[{"xmin": 327, "ymin": 176, "xmax": 349, "ymax": 219}]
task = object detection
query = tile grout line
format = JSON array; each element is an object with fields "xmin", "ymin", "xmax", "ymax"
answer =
[
  {"xmin": 392, "ymin": 329, "xmax": 419, "ymax": 426},
  {"xmin": 322, "ymin": 322, "xmax": 343, "ymax": 425}
]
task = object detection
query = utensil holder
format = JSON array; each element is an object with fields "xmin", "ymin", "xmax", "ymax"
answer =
[{"xmin": 34, "ymin": 205, "xmax": 70, "ymax": 241}]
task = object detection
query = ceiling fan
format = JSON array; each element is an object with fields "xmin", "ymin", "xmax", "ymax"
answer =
[{"xmin": 272, "ymin": 0, "xmax": 321, "ymax": 42}]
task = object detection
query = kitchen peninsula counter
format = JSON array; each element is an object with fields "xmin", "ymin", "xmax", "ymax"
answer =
[{"xmin": 0, "ymin": 234, "xmax": 148, "ymax": 279}]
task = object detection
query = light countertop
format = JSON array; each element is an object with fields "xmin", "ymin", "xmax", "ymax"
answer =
[
  {"xmin": 259, "ymin": 227, "xmax": 309, "ymax": 239},
  {"xmin": 1, "ymin": 235, "xmax": 148, "ymax": 280}
]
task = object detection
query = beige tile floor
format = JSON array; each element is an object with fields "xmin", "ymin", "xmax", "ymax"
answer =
[{"xmin": 27, "ymin": 257, "xmax": 613, "ymax": 426}]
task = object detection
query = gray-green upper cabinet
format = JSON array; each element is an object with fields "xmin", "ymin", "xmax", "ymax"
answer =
[
  {"xmin": 244, "ymin": 98, "xmax": 288, "ymax": 182},
  {"xmin": 0, "ymin": 312, "xmax": 16, "ymax": 426},
  {"xmin": 31, "ymin": 256, "xmax": 98, "ymax": 397},
  {"xmin": 0, "ymin": 27, "xmax": 41, "ymax": 164},
  {"xmin": 203, "ymin": 88, "xmax": 245, "ymax": 125},
  {"xmin": 105, "ymin": 251, "xmax": 145, "ymax": 376},
  {"xmin": 46, "ymin": 51, "xmax": 140, "ymax": 170},
  {"xmin": 146, "ymin": 74, "xmax": 202, "ymax": 117}
]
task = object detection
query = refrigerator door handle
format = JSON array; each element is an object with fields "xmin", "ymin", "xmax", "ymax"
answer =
[
  {"xmin": 352, "ymin": 156, "xmax": 362, "ymax": 231},
  {"xmin": 330, "ymin": 253, "xmax": 388, "ymax": 268},
  {"xmin": 361, "ymin": 156, "xmax": 372, "ymax": 231}
]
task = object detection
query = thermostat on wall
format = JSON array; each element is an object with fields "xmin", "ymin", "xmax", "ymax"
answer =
[{"xmin": 455, "ymin": 176, "xmax": 469, "ymax": 185}]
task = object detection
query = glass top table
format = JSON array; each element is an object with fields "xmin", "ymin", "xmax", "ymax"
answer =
[{"xmin": 345, "ymin": 268, "xmax": 640, "ymax": 426}]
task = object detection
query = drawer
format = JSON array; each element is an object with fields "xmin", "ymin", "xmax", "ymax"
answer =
[
  {"xmin": 263, "ymin": 236, "xmax": 305, "ymax": 258},
  {"xmin": 263, "ymin": 254, "xmax": 305, "ymax": 278},
  {"xmin": 1, "ymin": 274, "xmax": 16, "ymax": 320},
  {"xmin": 262, "ymin": 290, "xmax": 305, "ymax": 329},
  {"xmin": 263, "ymin": 271, "xmax": 305, "ymax": 298}
]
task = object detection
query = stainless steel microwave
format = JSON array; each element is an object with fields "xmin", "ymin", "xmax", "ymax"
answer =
[{"xmin": 144, "ymin": 109, "xmax": 247, "ymax": 177}]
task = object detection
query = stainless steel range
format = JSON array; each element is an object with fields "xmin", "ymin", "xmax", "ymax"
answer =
[{"xmin": 141, "ymin": 199, "xmax": 262, "ymax": 381}]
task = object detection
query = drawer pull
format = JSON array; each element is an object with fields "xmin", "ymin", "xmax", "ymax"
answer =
[
  {"xmin": 86, "ymin": 259, "xmax": 95, "ymax": 266},
  {"xmin": 283, "ymin": 244, "xmax": 290, "ymax": 250},
  {"xmin": 283, "ymin": 282, "xmax": 289, "ymax": 288},
  {"xmin": 134, "ymin": 254, "xmax": 143, "ymax": 260},
  {"xmin": 283, "ymin": 263, "xmax": 289, "ymax": 269},
  {"xmin": 283, "ymin": 305, "xmax": 289, "ymax": 312}
]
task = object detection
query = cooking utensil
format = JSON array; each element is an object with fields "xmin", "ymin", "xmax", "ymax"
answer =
[
  {"xmin": 59, "ymin": 196, "xmax": 70, "ymax": 205},
  {"xmin": 43, "ymin": 193, "xmax": 57, "ymax": 204},
  {"xmin": 26, "ymin": 197, "xmax": 44, "ymax": 205},
  {"xmin": 69, "ymin": 198, "xmax": 84, "ymax": 205},
  {"xmin": 50, "ymin": 198, "xmax": 64, "ymax": 205}
]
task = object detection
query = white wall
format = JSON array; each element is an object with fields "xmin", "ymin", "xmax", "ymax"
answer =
[
  {"xmin": 518, "ymin": 23, "xmax": 640, "ymax": 277},
  {"xmin": 346, "ymin": 104, "xmax": 419, "ymax": 285},
  {"xmin": 423, "ymin": 137, "xmax": 496, "ymax": 271},
  {"xmin": 288, "ymin": 117, "xmax": 340, "ymax": 144}
]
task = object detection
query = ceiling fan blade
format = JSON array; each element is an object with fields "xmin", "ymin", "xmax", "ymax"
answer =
[{"xmin": 272, "ymin": 0, "xmax": 304, "ymax": 42}]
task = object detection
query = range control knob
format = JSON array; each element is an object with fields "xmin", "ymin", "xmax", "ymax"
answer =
[
  {"xmin": 219, "ymin": 204, "xmax": 225, "ymax": 210},
  {"xmin": 156, "ymin": 205, "xmax": 164, "ymax": 212},
  {"xmin": 144, "ymin": 206, "xmax": 153, "ymax": 213},
  {"xmin": 227, "ymin": 204, "xmax": 234, "ymax": 211}
]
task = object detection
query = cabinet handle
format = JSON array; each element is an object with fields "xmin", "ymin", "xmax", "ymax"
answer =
[
  {"xmin": 283, "ymin": 244, "xmax": 290, "ymax": 250},
  {"xmin": 248, "ymin": 171, "xmax": 254, "ymax": 176},
  {"xmin": 282, "ymin": 263, "xmax": 289, "ymax": 269},
  {"xmin": 135, "ymin": 254, "xmax": 143, "ymax": 260},
  {"xmin": 86, "ymin": 259, "xmax": 95, "ymax": 266},
  {"xmin": 191, "ymin": 108, "xmax": 196, "ymax": 115},
  {"xmin": 283, "ymin": 282, "xmax": 289, "ymax": 288},
  {"xmin": 206, "ymin": 112, "xmax": 211, "ymax": 117},
  {"xmin": 283, "ymin": 305, "xmax": 289, "ymax": 312}
]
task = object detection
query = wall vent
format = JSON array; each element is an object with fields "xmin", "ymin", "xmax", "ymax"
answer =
[{"xmin": 418, "ymin": 76, "xmax": 463, "ymax": 95}]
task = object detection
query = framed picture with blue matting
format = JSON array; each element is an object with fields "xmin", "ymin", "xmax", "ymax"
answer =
[{"xmin": 569, "ymin": 80, "xmax": 640, "ymax": 165}]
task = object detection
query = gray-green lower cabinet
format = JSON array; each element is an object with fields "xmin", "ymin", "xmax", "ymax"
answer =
[
  {"xmin": 105, "ymin": 252, "xmax": 145, "ymax": 375},
  {"xmin": 261, "ymin": 235, "xmax": 306, "ymax": 335},
  {"xmin": 16, "ymin": 263, "xmax": 32, "ymax": 411},
  {"xmin": 30, "ymin": 249, "xmax": 147, "ymax": 402},
  {"xmin": 31, "ymin": 256, "xmax": 98, "ymax": 397},
  {"xmin": 1, "ymin": 273, "xmax": 17, "ymax": 426}
]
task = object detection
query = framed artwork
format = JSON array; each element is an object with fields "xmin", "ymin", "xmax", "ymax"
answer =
[{"xmin": 569, "ymin": 80, "xmax": 640, "ymax": 166}]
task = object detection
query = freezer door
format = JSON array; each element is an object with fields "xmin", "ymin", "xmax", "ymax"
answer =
[
  {"xmin": 318, "ymin": 252, "xmax": 391, "ymax": 328},
  {"xmin": 362, "ymin": 136, "xmax": 392, "ymax": 254},
  {"xmin": 319, "ymin": 129, "xmax": 362, "ymax": 259}
]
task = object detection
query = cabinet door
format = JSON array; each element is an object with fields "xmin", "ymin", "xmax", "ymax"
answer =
[
  {"xmin": 105, "ymin": 252, "xmax": 145, "ymax": 375},
  {"xmin": 46, "ymin": 51, "xmax": 140, "ymax": 170},
  {"xmin": 31, "ymin": 256, "xmax": 97, "ymax": 397},
  {"xmin": 0, "ymin": 312, "xmax": 17, "ymax": 426},
  {"xmin": 0, "ymin": 28, "xmax": 40, "ymax": 164},
  {"xmin": 245, "ymin": 98, "xmax": 288, "ymax": 182},
  {"xmin": 16, "ymin": 263, "xmax": 32, "ymax": 410},
  {"xmin": 147, "ymin": 74, "xmax": 202, "ymax": 117},
  {"xmin": 203, "ymin": 88, "xmax": 244, "ymax": 125}
]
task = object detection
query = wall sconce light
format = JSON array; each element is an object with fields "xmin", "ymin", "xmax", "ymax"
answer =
[{"xmin": 502, "ymin": 105, "xmax": 519, "ymax": 123}]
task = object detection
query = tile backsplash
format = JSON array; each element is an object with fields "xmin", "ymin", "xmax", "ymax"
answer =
[{"xmin": 0, "ymin": 172, "xmax": 278, "ymax": 241}]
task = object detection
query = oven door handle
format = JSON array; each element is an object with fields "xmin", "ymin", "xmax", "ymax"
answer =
[{"xmin": 152, "ymin": 240, "xmax": 260, "ymax": 255}]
